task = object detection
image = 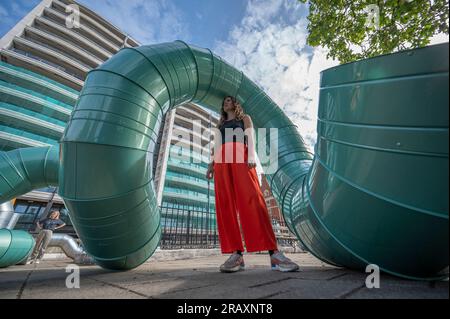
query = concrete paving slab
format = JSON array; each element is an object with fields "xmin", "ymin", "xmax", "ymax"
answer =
[{"xmin": 0, "ymin": 253, "xmax": 447, "ymax": 299}]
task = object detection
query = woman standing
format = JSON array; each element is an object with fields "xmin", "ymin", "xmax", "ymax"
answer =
[{"xmin": 206, "ymin": 96, "xmax": 299, "ymax": 273}]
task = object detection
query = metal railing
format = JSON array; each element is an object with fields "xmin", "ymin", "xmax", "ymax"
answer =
[
  {"xmin": 11, "ymin": 200, "xmax": 299, "ymax": 251},
  {"xmin": 159, "ymin": 204, "xmax": 219, "ymax": 249}
]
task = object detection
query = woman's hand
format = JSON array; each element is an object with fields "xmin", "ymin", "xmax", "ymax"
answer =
[
  {"xmin": 243, "ymin": 115, "xmax": 257, "ymax": 170},
  {"xmin": 206, "ymin": 164, "xmax": 214, "ymax": 179},
  {"xmin": 247, "ymin": 157, "xmax": 256, "ymax": 169}
]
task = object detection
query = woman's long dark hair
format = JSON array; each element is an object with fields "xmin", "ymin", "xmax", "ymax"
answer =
[{"xmin": 216, "ymin": 95, "xmax": 246, "ymax": 129}]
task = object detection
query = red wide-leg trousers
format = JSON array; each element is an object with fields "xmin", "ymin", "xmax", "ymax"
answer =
[{"xmin": 213, "ymin": 141, "xmax": 278, "ymax": 254}]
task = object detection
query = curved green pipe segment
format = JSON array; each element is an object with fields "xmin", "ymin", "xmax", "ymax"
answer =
[
  {"xmin": 302, "ymin": 43, "xmax": 449, "ymax": 280},
  {"xmin": 0, "ymin": 229, "xmax": 35, "ymax": 268},
  {"xmin": 0, "ymin": 147, "xmax": 57, "ymax": 268},
  {"xmin": 0, "ymin": 146, "xmax": 59, "ymax": 203},
  {"xmin": 0, "ymin": 41, "xmax": 447, "ymax": 279}
]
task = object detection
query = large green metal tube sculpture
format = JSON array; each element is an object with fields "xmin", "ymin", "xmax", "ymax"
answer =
[
  {"xmin": 1, "ymin": 41, "xmax": 447, "ymax": 279},
  {"xmin": 0, "ymin": 146, "xmax": 58, "ymax": 267},
  {"xmin": 0, "ymin": 229, "xmax": 35, "ymax": 268},
  {"xmin": 58, "ymin": 41, "xmax": 448, "ymax": 278}
]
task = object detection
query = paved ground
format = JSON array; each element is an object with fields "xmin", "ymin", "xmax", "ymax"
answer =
[{"xmin": 0, "ymin": 253, "xmax": 448, "ymax": 299}]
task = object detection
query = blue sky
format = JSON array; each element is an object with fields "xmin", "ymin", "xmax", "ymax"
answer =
[
  {"xmin": 0, "ymin": 0, "xmax": 40, "ymax": 35},
  {"xmin": 1, "ymin": 0, "xmax": 448, "ymax": 150},
  {"xmin": 0, "ymin": 0, "xmax": 283, "ymax": 49}
]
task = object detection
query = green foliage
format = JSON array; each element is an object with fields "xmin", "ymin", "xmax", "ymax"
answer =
[{"xmin": 298, "ymin": 0, "xmax": 449, "ymax": 63}]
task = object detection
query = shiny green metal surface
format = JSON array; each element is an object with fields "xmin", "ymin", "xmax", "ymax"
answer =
[
  {"xmin": 1, "ymin": 41, "xmax": 447, "ymax": 278},
  {"xmin": 0, "ymin": 229, "xmax": 35, "ymax": 268},
  {"xmin": 308, "ymin": 43, "xmax": 448, "ymax": 280},
  {"xmin": 58, "ymin": 41, "xmax": 448, "ymax": 277},
  {"xmin": 0, "ymin": 146, "xmax": 58, "ymax": 268},
  {"xmin": 0, "ymin": 146, "xmax": 59, "ymax": 203}
]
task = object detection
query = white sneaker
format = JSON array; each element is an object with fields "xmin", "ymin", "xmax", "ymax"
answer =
[
  {"xmin": 220, "ymin": 253, "xmax": 245, "ymax": 273},
  {"xmin": 270, "ymin": 251, "xmax": 300, "ymax": 272}
]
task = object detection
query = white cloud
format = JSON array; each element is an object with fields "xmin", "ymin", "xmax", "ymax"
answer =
[
  {"xmin": 79, "ymin": 0, "xmax": 190, "ymax": 44},
  {"xmin": 430, "ymin": 33, "xmax": 449, "ymax": 45},
  {"xmin": 214, "ymin": 0, "xmax": 338, "ymax": 151}
]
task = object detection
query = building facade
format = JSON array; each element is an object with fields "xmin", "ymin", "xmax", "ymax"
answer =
[{"xmin": 154, "ymin": 104, "xmax": 220, "ymax": 248}]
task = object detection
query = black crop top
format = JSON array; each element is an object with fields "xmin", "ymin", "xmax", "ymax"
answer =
[{"xmin": 218, "ymin": 118, "xmax": 248, "ymax": 145}]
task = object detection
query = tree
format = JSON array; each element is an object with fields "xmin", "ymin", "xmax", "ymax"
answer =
[{"xmin": 299, "ymin": 0, "xmax": 449, "ymax": 63}]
